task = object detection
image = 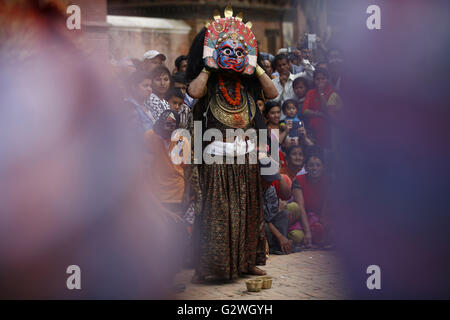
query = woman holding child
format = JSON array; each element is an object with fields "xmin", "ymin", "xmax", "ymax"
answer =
[{"xmin": 302, "ymin": 68, "xmax": 342, "ymax": 150}]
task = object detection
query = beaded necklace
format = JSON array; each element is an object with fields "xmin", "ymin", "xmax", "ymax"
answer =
[{"xmin": 218, "ymin": 74, "xmax": 241, "ymax": 106}]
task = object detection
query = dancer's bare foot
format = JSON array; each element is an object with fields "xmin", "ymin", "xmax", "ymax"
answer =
[{"xmin": 247, "ymin": 266, "xmax": 267, "ymax": 276}]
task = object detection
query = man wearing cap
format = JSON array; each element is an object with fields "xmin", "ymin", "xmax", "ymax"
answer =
[{"xmin": 140, "ymin": 50, "xmax": 166, "ymax": 73}]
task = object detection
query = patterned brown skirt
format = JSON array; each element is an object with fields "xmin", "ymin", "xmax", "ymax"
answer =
[{"xmin": 192, "ymin": 157, "xmax": 266, "ymax": 280}]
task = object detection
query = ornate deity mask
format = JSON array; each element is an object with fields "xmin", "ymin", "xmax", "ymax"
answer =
[{"xmin": 203, "ymin": 4, "xmax": 258, "ymax": 76}]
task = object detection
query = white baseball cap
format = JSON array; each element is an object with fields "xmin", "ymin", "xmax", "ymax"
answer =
[{"xmin": 142, "ymin": 50, "xmax": 166, "ymax": 61}]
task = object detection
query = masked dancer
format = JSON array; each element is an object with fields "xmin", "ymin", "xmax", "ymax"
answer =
[{"xmin": 186, "ymin": 4, "xmax": 278, "ymax": 282}]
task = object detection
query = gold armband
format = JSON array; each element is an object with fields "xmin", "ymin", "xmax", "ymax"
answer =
[
  {"xmin": 256, "ymin": 65, "xmax": 266, "ymax": 77},
  {"xmin": 201, "ymin": 68, "xmax": 211, "ymax": 76}
]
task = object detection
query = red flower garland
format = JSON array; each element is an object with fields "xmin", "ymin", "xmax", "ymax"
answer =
[{"xmin": 218, "ymin": 75, "xmax": 241, "ymax": 106}]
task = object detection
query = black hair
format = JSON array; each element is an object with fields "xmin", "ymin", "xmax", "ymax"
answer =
[
  {"xmin": 260, "ymin": 58, "xmax": 276, "ymax": 75},
  {"xmin": 292, "ymin": 77, "xmax": 309, "ymax": 90},
  {"xmin": 165, "ymin": 87, "xmax": 185, "ymax": 101},
  {"xmin": 288, "ymin": 50, "xmax": 302, "ymax": 63},
  {"xmin": 281, "ymin": 99, "xmax": 299, "ymax": 114},
  {"xmin": 285, "ymin": 144, "xmax": 306, "ymax": 158},
  {"xmin": 172, "ymin": 71, "xmax": 187, "ymax": 84},
  {"xmin": 186, "ymin": 28, "xmax": 208, "ymax": 83},
  {"xmin": 260, "ymin": 58, "xmax": 272, "ymax": 72},
  {"xmin": 151, "ymin": 65, "xmax": 171, "ymax": 80},
  {"xmin": 304, "ymin": 146, "xmax": 324, "ymax": 166},
  {"xmin": 150, "ymin": 65, "xmax": 173, "ymax": 93},
  {"xmin": 263, "ymin": 101, "xmax": 281, "ymax": 118},
  {"xmin": 273, "ymin": 54, "xmax": 289, "ymax": 69},
  {"xmin": 175, "ymin": 55, "xmax": 188, "ymax": 70},
  {"xmin": 127, "ymin": 70, "xmax": 152, "ymax": 90},
  {"xmin": 314, "ymin": 67, "xmax": 329, "ymax": 80},
  {"xmin": 153, "ymin": 109, "xmax": 181, "ymax": 138}
]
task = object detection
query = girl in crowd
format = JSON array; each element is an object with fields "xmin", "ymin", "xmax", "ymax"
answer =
[
  {"xmin": 290, "ymin": 152, "xmax": 330, "ymax": 247},
  {"xmin": 264, "ymin": 101, "xmax": 291, "ymax": 147},
  {"xmin": 145, "ymin": 65, "xmax": 172, "ymax": 121},
  {"xmin": 292, "ymin": 77, "xmax": 309, "ymax": 118},
  {"xmin": 282, "ymin": 145, "xmax": 307, "ymax": 180},
  {"xmin": 301, "ymin": 68, "xmax": 342, "ymax": 150},
  {"xmin": 124, "ymin": 71, "xmax": 155, "ymax": 132}
]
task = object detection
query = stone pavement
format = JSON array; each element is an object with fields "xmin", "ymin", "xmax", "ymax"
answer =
[{"xmin": 173, "ymin": 250, "xmax": 350, "ymax": 300}]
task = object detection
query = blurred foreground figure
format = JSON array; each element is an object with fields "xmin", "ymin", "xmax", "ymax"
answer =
[{"xmin": 0, "ymin": 0, "xmax": 180, "ymax": 299}]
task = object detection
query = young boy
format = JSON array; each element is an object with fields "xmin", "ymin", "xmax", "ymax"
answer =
[
  {"xmin": 166, "ymin": 87, "xmax": 191, "ymax": 128},
  {"xmin": 166, "ymin": 87, "xmax": 184, "ymax": 112},
  {"xmin": 172, "ymin": 72, "xmax": 187, "ymax": 96}
]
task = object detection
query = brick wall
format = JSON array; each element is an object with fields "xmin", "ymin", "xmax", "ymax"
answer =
[
  {"xmin": 72, "ymin": 0, "xmax": 298, "ymax": 65},
  {"xmin": 70, "ymin": 0, "xmax": 109, "ymax": 60},
  {"xmin": 109, "ymin": 28, "xmax": 191, "ymax": 71}
]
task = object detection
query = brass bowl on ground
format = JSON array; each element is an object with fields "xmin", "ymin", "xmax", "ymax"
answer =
[
  {"xmin": 245, "ymin": 279, "xmax": 263, "ymax": 292},
  {"xmin": 256, "ymin": 276, "xmax": 273, "ymax": 289}
]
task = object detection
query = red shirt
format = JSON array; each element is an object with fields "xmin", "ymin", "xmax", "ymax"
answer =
[
  {"xmin": 293, "ymin": 174, "xmax": 329, "ymax": 214},
  {"xmin": 272, "ymin": 178, "xmax": 292, "ymax": 201},
  {"xmin": 279, "ymin": 150, "xmax": 287, "ymax": 171},
  {"xmin": 271, "ymin": 151, "xmax": 289, "ymax": 200},
  {"xmin": 302, "ymin": 86, "xmax": 334, "ymax": 148}
]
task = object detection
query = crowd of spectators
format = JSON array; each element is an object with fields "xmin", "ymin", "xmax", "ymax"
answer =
[
  {"xmin": 115, "ymin": 33, "xmax": 344, "ymax": 288},
  {"xmin": 257, "ymin": 36, "xmax": 343, "ymax": 254}
]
